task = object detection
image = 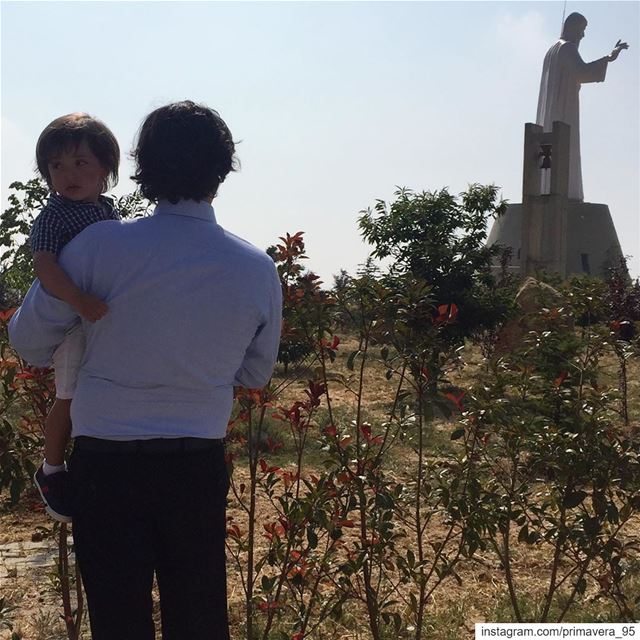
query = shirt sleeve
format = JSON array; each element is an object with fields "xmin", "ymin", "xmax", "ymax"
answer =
[
  {"xmin": 233, "ymin": 261, "xmax": 283, "ymax": 389},
  {"xmin": 8, "ymin": 280, "xmax": 79, "ymax": 367},
  {"xmin": 9, "ymin": 230, "xmax": 93, "ymax": 366},
  {"xmin": 30, "ymin": 208, "xmax": 68, "ymax": 255}
]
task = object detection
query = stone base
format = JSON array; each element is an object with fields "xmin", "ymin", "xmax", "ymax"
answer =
[{"xmin": 487, "ymin": 202, "xmax": 624, "ymax": 278}]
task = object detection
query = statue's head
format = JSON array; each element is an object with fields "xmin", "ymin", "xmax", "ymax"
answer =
[{"xmin": 561, "ymin": 12, "xmax": 588, "ymax": 43}]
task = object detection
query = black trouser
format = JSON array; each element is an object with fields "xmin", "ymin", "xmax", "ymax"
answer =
[{"xmin": 69, "ymin": 437, "xmax": 230, "ymax": 640}]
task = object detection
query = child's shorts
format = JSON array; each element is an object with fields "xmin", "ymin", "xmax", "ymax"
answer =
[{"xmin": 52, "ymin": 324, "xmax": 86, "ymax": 400}]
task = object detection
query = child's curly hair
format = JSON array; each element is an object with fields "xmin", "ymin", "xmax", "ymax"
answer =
[
  {"xmin": 131, "ymin": 100, "xmax": 237, "ymax": 203},
  {"xmin": 36, "ymin": 113, "xmax": 120, "ymax": 191}
]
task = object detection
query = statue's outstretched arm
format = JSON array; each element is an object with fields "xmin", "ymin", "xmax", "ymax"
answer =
[
  {"xmin": 561, "ymin": 42, "xmax": 608, "ymax": 83},
  {"xmin": 609, "ymin": 40, "xmax": 629, "ymax": 62}
]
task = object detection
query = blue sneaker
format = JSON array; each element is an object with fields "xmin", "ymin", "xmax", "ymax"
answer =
[{"xmin": 33, "ymin": 465, "xmax": 72, "ymax": 523}]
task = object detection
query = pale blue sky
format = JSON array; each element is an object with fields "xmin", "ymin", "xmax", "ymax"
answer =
[{"xmin": 2, "ymin": 1, "xmax": 639, "ymax": 279}]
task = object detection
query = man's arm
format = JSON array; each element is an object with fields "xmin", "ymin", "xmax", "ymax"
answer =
[
  {"xmin": 8, "ymin": 279, "xmax": 79, "ymax": 367},
  {"xmin": 9, "ymin": 231, "xmax": 98, "ymax": 367},
  {"xmin": 34, "ymin": 251, "xmax": 108, "ymax": 323},
  {"xmin": 233, "ymin": 265, "xmax": 283, "ymax": 389}
]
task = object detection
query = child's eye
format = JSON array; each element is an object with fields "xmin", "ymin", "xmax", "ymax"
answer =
[
  {"xmin": 49, "ymin": 163, "xmax": 61, "ymax": 170},
  {"xmin": 76, "ymin": 160, "xmax": 88, "ymax": 167}
]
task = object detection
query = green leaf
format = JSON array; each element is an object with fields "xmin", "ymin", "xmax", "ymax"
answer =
[
  {"xmin": 346, "ymin": 350, "xmax": 361, "ymax": 371},
  {"xmin": 261, "ymin": 575, "xmax": 275, "ymax": 592},
  {"xmin": 450, "ymin": 428, "xmax": 465, "ymax": 441},
  {"xmin": 583, "ymin": 517, "xmax": 600, "ymax": 537},
  {"xmin": 518, "ymin": 525, "xmax": 529, "ymax": 544},
  {"xmin": 619, "ymin": 503, "xmax": 632, "ymax": 522},
  {"xmin": 592, "ymin": 491, "xmax": 607, "ymax": 517},
  {"xmin": 563, "ymin": 491, "xmax": 587, "ymax": 508},
  {"xmin": 307, "ymin": 527, "xmax": 318, "ymax": 550}
]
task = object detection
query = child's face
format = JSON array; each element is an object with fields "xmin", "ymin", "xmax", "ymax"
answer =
[{"xmin": 47, "ymin": 139, "xmax": 108, "ymax": 203}]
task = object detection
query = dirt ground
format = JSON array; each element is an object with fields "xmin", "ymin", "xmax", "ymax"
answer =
[
  {"xmin": 2, "ymin": 460, "xmax": 638, "ymax": 640},
  {"xmin": 1, "ymin": 338, "xmax": 638, "ymax": 639}
]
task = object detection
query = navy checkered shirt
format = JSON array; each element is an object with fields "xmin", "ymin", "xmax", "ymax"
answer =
[{"xmin": 30, "ymin": 193, "xmax": 121, "ymax": 255}]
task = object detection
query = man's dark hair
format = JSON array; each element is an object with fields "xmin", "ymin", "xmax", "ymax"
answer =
[
  {"xmin": 36, "ymin": 113, "xmax": 120, "ymax": 191},
  {"xmin": 132, "ymin": 101, "xmax": 237, "ymax": 203}
]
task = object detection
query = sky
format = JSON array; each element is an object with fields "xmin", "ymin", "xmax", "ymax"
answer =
[{"xmin": 2, "ymin": 0, "xmax": 639, "ymax": 281}]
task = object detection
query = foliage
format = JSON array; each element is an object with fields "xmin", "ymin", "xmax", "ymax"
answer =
[
  {"xmin": 603, "ymin": 259, "xmax": 640, "ymax": 426},
  {"xmin": 0, "ymin": 309, "xmax": 53, "ymax": 504},
  {"xmin": 268, "ymin": 232, "xmax": 336, "ymax": 373},
  {"xmin": 0, "ymin": 179, "xmax": 49, "ymax": 303},
  {"xmin": 358, "ymin": 185, "xmax": 515, "ymax": 345},
  {"xmin": 465, "ymin": 303, "xmax": 640, "ymax": 622},
  {"xmin": 0, "ymin": 179, "xmax": 152, "ymax": 304},
  {"xmin": 1, "ymin": 178, "xmax": 639, "ymax": 637},
  {"xmin": 563, "ymin": 259, "xmax": 640, "ymax": 425}
]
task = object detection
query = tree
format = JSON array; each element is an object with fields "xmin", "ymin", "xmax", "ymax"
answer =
[
  {"xmin": 0, "ymin": 179, "xmax": 153, "ymax": 305},
  {"xmin": 0, "ymin": 179, "xmax": 49, "ymax": 303},
  {"xmin": 358, "ymin": 184, "xmax": 516, "ymax": 345}
]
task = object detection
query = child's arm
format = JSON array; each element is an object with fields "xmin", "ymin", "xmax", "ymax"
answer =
[{"xmin": 33, "ymin": 251, "xmax": 108, "ymax": 323}]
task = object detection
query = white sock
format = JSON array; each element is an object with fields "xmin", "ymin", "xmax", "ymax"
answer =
[{"xmin": 43, "ymin": 460, "xmax": 66, "ymax": 476}]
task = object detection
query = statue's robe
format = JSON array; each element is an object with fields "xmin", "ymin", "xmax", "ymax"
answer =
[{"xmin": 536, "ymin": 40, "xmax": 608, "ymax": 201}]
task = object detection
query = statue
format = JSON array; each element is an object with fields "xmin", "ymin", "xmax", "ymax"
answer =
[{"xmin": 536, "ymin": 12, "xmax": 628, "ymax": 201}]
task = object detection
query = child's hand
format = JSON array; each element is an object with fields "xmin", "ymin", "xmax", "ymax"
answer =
[{"xmin": 74, "ymin": 293, "xmax": 108, "ymax": 323}]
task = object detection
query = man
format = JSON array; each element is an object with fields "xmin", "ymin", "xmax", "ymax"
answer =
[
  {"xmin": 536, "ymin": 12, "xmax": 628, "ymax": 201},
  {"xmin": 9, "ymin": 101, "xmax": 282, "ymax": 639}
]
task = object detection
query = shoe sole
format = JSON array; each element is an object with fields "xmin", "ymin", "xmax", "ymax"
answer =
[{"xmin": 33, "ymin": 471, "xmax": 73, "ymax": 524}]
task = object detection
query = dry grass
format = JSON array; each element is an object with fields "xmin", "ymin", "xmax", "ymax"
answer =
[{"xmin": 1, "ymin": 333, "xmax": 638, "ymax": 639}]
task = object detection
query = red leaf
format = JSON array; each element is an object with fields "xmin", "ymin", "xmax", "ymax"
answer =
[
  {"xmin": 336, "ymin": 519, "xmax": 355, "ymax": 528},
  {"xmin": 0, "ymin": 308, "xmax": 16, "ymax": 322},
  {"xmin": 359, "ymin": 424, "xmax": 372, "ymax": 440},
  {"xmin": 445, "ymin": 391, "xmax": 465, "ymax": 411},
  {"xmin": 554, "ymin": 371, "xmax": 568, "ymax": 387},
  {"xmin": 434, "ymin": 303, "xmax": 459, "ymax": 325},
  {"xmin": 265, "ymin": 437, "xmax": 283, "ymax": 453},
  {"xmin": 324, "ymin": 425, "xmax": 337, "ymax": 437}
]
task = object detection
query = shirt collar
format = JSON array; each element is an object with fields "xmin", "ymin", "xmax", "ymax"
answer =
[
  {"xmin": 50, "ymin": 193, "xmax": 112, "ymax": 210},
  {"xmin": 153, "ymin": 199, "xmax": 217, "ymax": 223}
]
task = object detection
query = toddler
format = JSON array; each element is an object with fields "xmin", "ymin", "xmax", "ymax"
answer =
[{"xmin": 31, "ymin": 113, "xmax": 120, "ymax": 522}]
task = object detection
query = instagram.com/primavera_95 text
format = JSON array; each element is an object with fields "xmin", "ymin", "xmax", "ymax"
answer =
[{"xmin": 476, "ymin": 624, "xmax": 638, "ymax": 639}]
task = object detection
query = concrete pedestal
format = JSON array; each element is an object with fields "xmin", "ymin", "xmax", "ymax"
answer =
[{"xmin": 487, "ymin": 202, "xmax": 624, "ymax": 277}]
